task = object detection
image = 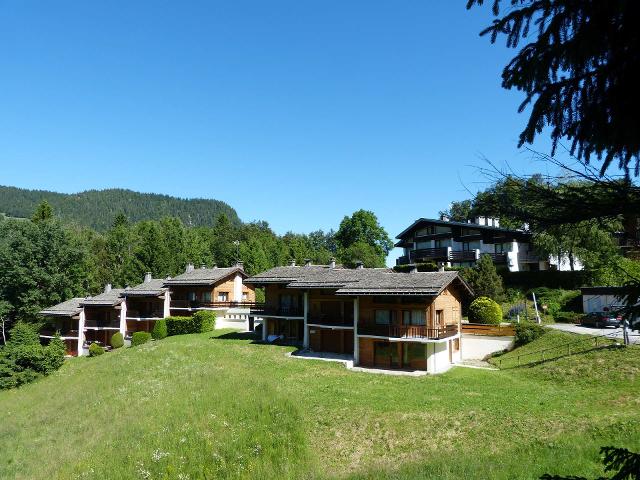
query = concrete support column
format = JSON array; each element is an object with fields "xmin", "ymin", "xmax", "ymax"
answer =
[
  {"xmin": 353, "ymin": 297, "xmax": 360, "ymax": 365},
  {"xmin": 163, "ymin": 291, "xmax": 171, "ymax": 318},
  {"xmin": 446, "ymin": 246, "xmax": 452, "ymax": 268},
  {"xmin": 303, "ymin": 291, "xmax": 309, "ymax": 349},
  {"xmin": 119, "ymin": 301, "xmax": 127, "ymax": 337},
  {"xmin": 77, "ymin": 310, "xmax": 86, "ymax": 357},
  {"xmin": 262, "ymin": 318, "xmax": 268, "ymax": 341}
]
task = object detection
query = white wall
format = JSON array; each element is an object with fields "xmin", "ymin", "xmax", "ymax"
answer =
[
  {"xmin": 426, "ymin": 341, "xmax": 452, "ymax": 374},
  {"xmin": 582, "ymin": 294, "xmax": 626, "ymax": 314}
]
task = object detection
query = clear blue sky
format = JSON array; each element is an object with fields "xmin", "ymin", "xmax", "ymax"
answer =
[{"xmin": 0, "ymin": 1, "xmax": 557, "ymax": 264}]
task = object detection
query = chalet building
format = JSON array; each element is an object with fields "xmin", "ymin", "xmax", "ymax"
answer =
[
  {"xmin": 395, "ymin": 216, "xmax": 582, "ymax": 272},
  {"xmin": 164, "ymin": 262, "xmax": 256, "ymax": 329},
  {"xmin": 39, "ymin": 298, "xmax": 86, "ymax": 356},
  {"xmin": 245, "ymin": 261, "xmax": 472, "ymax": 374},
  {"xmin": 80, "ymin": 284, "xmax": 127, "ymax": 348},
  {"xmin": 123, "ymin": 273, "xmax": 171, "ymax": 336}
]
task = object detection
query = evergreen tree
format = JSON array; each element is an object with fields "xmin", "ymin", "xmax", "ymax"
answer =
[
  {"xmin": 462, "ymin": 254, "xmax": 504, "ymax": 301},
  {"xmin": 211, "ymin": 214, "xmax": 238, "ymax": 266},
  {"xmin": 31, "ymin": 200, "xmax": 54, "ymax": 223}
]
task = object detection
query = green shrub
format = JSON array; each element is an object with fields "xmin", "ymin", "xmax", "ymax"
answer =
[
  {"xmin": 193, "ymin": 311, "xmax": 216, "ymax": 332},
  {"xmin": 151, "ymin": 319, "xmax": 168, "ymax": 340},
  {"xmin": 514, "ymin": 321, "xmax": 546, "ymax": 346},
  {"xmin": 468, "ymin": 296, "xmax": 503, "ymax": 325},
  {"xmin": 166, "ymin": 312, "xmax": 216, "ymax": 336},
  {"xmin": 88, "ymin": 342, "xmax": 104, "ymax": 357},
  {"xmin": 131, "ymin": 331, "xmax": 151, "ymax": 347},
  {"xmin": 553, "ymin": 311, "xmax": 582, "ymax": 324},
  {"xmin": 110, "ymin": 332, "xmax": 124, "ymax": 349}
]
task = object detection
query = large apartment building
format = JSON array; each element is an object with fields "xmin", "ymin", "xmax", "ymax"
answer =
[
  {"xmin": 245, "ymin": 261, "xmax": 472, "ymax": 373},
  {"xmin": 395, "ymin": 216, "xmax": 582, "ymax": 272}
]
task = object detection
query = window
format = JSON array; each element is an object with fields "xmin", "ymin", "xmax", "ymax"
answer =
[
  {"xmin": 202, "ymin": 291, "xmax": 211, "ymax": 303},
  {"xmin": 403, "ymin": 343, "xmax": 426, "ymax": 364},
  {"xmin": 375, "ymin": 310, "xmax": 393, "ymax": 325},
  {"xmin": 403, "ymin": 310, "xmax": 426, "ymax": 325},
  {"xmin": 217, "ymin": 292, "xmax": 228, "ymax": 302},
  {"xmin": 495, "ymin": 243, "xmax": 504, "ymax": 254},
  {"xmin": 435, "ymin": 239, "xmax": 446, "ymax": 248},
  {"xmin": 435, "ymin": 309, "xmax": 444, "ymax": 326},
  {"xmin": 188, "ymin": 291, "xmax": 196, "ymax": 301},
  {"xmin": 462, "ymin": 242, "xmax": 470, "ymax": 251},
  {"xmin": 242, "ymin": 292, "xmax": 248, "ymax": 301}
]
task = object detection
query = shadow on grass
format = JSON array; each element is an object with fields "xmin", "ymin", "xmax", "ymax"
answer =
[
  {"xmin": 496, "ymin": 344, "xmax": 621, "ymax": 370},
  {"xmin": 211, "ymin": 331, "xmax": 259, "ymax": 342}
]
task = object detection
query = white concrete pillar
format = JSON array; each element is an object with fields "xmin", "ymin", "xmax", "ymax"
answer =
[
  {"xmin": 119, "ymin": 300, "xmax": 127, "ymax": 336},
  {"xmin": 303, "ymin": 291, "xmax": 309, "ymax": 349},
  {"xmin": 77, "ymin": 309, "xmax": 86, "ymax": 357},
  {"xmin": 262, "ymin": 318, "xmax": 268, "ymax": 341},
  {"xmin": 233, "ymin": 274, "xmax": 242, "ymax": 303},
  {"xmin": 475, "ymin": 248, "xmax": 481, "ymax": 260},
  {"xmin": 446, "ymin": 246, "xmax": 452, "ymax": 268},
  {"xmin": 163, "ymin": 291, "xmax": 171, "ymax": 318},
  {"xmin": 353, "ymin": 297, "xmax": 360, "ymax": 365}
]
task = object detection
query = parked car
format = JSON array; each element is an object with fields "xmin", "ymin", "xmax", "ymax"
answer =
[{"xmin": 581, "ymin": 311, "xmax": 622, "ymax": 328}]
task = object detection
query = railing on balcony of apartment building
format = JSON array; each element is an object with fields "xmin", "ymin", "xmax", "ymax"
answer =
[
  {"xmin": 358, "ymin": 323, "xmax": 458, "ymax": 339},
  {"xmin": 518, "ymin": 253, "xmax": 541, "ymax": 263},
  {"xmin": 307, "ymin": 315, "xmax": 354, "ymax": 327},
  {"xmin": 410, "ymin": 247, "xmax": 449, "ymax": 261},
  {"xmin": 448, "ymin": 250, "xmax": 477, "ymax": 261},
  {"xmin": 171, "ymin": 300, "xmax": 262, "ymax": 310},
  {"xmin": 40, "ymin": 329, "xmax": 80, "ymax": 338},
  {"xmin": 84, "ymin": 320, "xmax": 120, "ymax": 329},
  {"xmin": 487, "ymin": 253, "xmax": 508, "ymax": 263},
  {"xmin": 127, "ymin": 309, "xmax": 165, "ymax": 319},
  {"xmin": 249, "ymin": 305, "xmax": 303, "ymax": 317}
]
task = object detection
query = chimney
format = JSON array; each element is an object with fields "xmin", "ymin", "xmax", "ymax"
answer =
[
  {"xmin": 104, "ymin": 283, "xmax": 112, "ymax": 293},
  {"xmin": 440, "ymin": 214, "xmax": 450, "ymax": 222},
  {"xmin": 355, "ymin": 261, "xmax": 364, "ymax": 270},
  {"xmin": 437, "ymin": 262, "xmax": 445, "ymax": 273},
  {"xmin": 409, "ymin": 265, "xmax": 418, "ymax": 274},
  {"xmin": 144, "ymin": 272, "xmax": 152, "ymax": 283},
  {"xmin": 234, "ymin": 260, "xmax": 244, "ymax": 271},
  {"xmin": 304, "ymin": 258, "xmax": 312, "ymax": 267},
  {"xmin": 185, "ymin": 263, "xmax": 194, "ymax": 273},
  {"xmin": 329, "ymin": 257, "xmax": 336, "ymax": 269},
  {"xmin": 289, "ymin": 259, "xmax": 296, "ymax": 267}
]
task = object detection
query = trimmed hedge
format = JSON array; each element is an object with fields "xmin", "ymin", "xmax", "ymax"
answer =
[
  {"xmin": 166, "ymin": 311, "xmax": 216, "ymax": 336},
  {"xmin": 110, "ymin": 332, "xmax": 124, "ymax": 349},
  {"xmin": 469, "ymin": 296, "xmax": 503, "ymax": 325},
  {"xmin": 88, "ymin": 343, "xmax": 104, "ymax": 357},
  {"xmin": 501, "ymin": 271, "xmax": 586, "ymax": 290},
  {"xmin": 151, "ymin": 319, "xmax": 168, "ymax": 340},
  {"xmin": 514, "ymin": 321, "xmax": 546, "ymax": 346},
  {"xmin": 131, "ymin": 331, "xmax": 151, "ymax": 347}
]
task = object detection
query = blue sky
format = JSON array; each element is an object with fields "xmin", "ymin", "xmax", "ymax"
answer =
[{"xmin": 1, "ymin": 1, "xmax": 557, "ymax": 264}]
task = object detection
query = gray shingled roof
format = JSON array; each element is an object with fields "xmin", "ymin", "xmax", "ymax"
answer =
[
  {"xmin": 164, "ymin": 267, "xmax": 246, "ymax": 286},
  {"xmin": 123, "ymin": 278, "xmax": 167, "ymax": 297},
  {"xmin": 40, "ymin": 297, "xmax": 84, "ymax": 317},
  {"xmin": 245, "ymin": 266, "xmax": 472, "ymax": 296},
  {"xmin": 81, "ymin": 289, "xmax": 126, "ymax": 307}
]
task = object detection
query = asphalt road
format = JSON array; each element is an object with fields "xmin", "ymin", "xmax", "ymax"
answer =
[{"xmin": 547, "ymin": 323, "xmax": 640, "ymax": 345}]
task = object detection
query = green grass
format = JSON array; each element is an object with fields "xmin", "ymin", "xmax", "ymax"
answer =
[{"xmin": 1, "ymin": 330, "xmax": 639, "ymax": 479}]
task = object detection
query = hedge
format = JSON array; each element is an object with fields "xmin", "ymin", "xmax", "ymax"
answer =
[
  {"xmin": 514, "ymin": 321, "xmax": 546, "ymax": 346},
  {"xmin": 151, "ymin": 319, "xmax": 168, "ymax": 340},
  {"xmin": 131, "ymin": 331, "xmax": 151, "ymax": 347},
  {"xmin": 166, "ymin": 311, "xmax": 216, "ymax": 336},
  {"xmin": 501, "ymin": 271, "xmax": 586, "ymax": 290},
  {"xmin": 110, "ymin": 332, "xmax": 124, "ymax": 349},
  {"xmin": 468, "ymin": 296, "xmax": 503, "ymax": 325},
  {"xmin": 88, "ymin": 343, "xmax": 104, "ymax": 357}
]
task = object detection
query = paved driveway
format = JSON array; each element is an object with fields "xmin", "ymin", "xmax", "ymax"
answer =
[
  {"xmin": 462, "ymin": 334, "xmax": 513, "ymax": 361},
  {"xmin": 547, "ymin": 323, "xmax": 640, "ymax": 345}
]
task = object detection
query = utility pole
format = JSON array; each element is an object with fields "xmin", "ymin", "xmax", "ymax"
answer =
[{"xmin": 532, "ymin": 292, "xmax": 541, "ymax": 324}]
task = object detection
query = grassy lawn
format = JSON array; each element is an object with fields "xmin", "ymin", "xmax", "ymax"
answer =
[{"xmin": 1, "ymin": 330, "xmax": 639, "ymax": 479}]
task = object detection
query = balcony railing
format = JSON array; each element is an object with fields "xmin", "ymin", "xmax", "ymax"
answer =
[
  {"xmin": 448, "ymin": 250, "xmax": 477, "ymax": 261},
  {"xmin": 518, "ymin": 253, "xmax": 541, "ymax": 263},
  {"xmin": 84, "ymin": 320, "xmax": 120, "ymax": 329},
  {"xmin": 307, "ymin": 315, "xmax": 354, "ymax": 327},
  {"xmin": 40, "ymin": 329, "xmax": 80, "ymax": 338},
  {"xmin": 126, "ymin": 309, "xmax": 165, "ymax": 319},
  {"xmin": 171, "ymin": 300, "xmax": 261, "ymax": 309},
  {"xmin": 410, "ymin": 247, "xmax": 448, "ymax": 261},
  {"xmin": 487, "ymin": 253, "xmax": 508, "ymax": 263},
  {"xmin": 358, "ymin": 323, "xmax": 458, "ymax": 340},
  {"xmin": 250, "ymin": 305, "xmax": 303, "ymax": 317}
]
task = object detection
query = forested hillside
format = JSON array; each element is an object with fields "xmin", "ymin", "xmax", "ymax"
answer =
[{"xmin": 0, "ymin": 186, "xmax": 240, "ymax": 230}]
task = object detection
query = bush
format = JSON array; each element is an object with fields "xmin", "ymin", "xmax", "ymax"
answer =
[
  {"xmin": 110, "ymin": 332, "xmax": 124, "ymax": 349},
  {"xmin": 88, "ymin": 342, "xmax": 104, "ymax": 357},
  {"xmin": 193, "ymin": 311, "xmax": 215, "ymax": 332},
  {"xmin": 514, "ymin": 321, "xmax": 546, "ymax": 346},
  {"xmin": 151, "ymin": 319, "xmax": 168, "ymax": 340},
  {"xmin": 131, "ymin": 331, "xmax": 151, "ymax": 347},
  {"xmin": 166, "ymin": 312, "xmax": 216, "ymax": 336},
  {"xmin": 553, "ymin": 311, "xmax": 582, "ymax": 324},
  {"xmin": 468, "ymin": 296, "xmax": 503, "ymax": 325}
]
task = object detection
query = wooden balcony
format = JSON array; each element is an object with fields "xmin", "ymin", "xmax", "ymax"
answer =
[
  {"xmin": 40, "ymin": 329, "xmax": 80, "ymax": 339},
  {"xmin": 126, "ymin": 309, "xmax": 165, "ymax": 319},
  {"xmin": 410, "ymin": 247, "xmax": 448, "ymax": 261},
  {"xmin": 307, "ymin": 315, "xmax": 354, "ymax": 327},
  {"xmin": 84, "ymin": 320, "xmax": 120, "ymax": 330},
  {"xmin": 518, "ymin": 253, "xmax": 541, "ymax": 263},
  {"xmin": 358, "ymin": 323, "xmax": 458, "ymax": 340},
  {"xmin": 171, "ymin": 300, "xmax": 262, "ymax": 310},
  {"xmin": 487, "ymin": 253, "xmax": 508, "ymax": 263},
  {"xmin": 448, "ymin": 250, "xmax": 477, "ymax": 261},
  {"xmin": 250, "ymin": 305, "xmax": 303, "ymax": 317}
]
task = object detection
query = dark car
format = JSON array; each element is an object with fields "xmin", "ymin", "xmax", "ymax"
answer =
[{"xmin": 581, "ymin": 311, "xmax": 622, "ymax": 328}]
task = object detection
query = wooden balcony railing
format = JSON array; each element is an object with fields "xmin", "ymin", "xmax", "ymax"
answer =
[
  {"xmin": 358, "ymin": 323, "xmax": 458, "ymax": 339},
  {"xmin": 410, "ymin": 248, "xmax": 448, "ymax": 261},
  {"xmin": 84, "ymin": 320, "xmax": 120, "ymax": 329},
  {"xmin": 250, "ymin": 305, "xmax": 303, "ymax": 317},
  {"xmin": 307, "ymin": 315, "xmax": 354, "ymax": 327},
  {"xmin": 448, "ymin": 250, "xmax": 477, "ymax": 261},
  {"xmin": 518, "ymin": 253, "xmax": 541, "ymax": 263},
  {"xmin": 487, "ymin": 253, "xmax": 508, "ymax": 263},
  {"xmin": 40, "ymin": 329, "xmax": 80, "ymax": 338},
  {"xmin": 171, "ymin": 300, "xmax": 262, "ymax": 309},
  {"xmin": 126, "ymin": 310, "xmax": 165, "ymax": 319}
]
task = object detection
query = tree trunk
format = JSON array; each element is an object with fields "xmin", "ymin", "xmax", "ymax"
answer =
[{"xmin": 1, "ymin": 317, "xmax": 5, "ymax": 345}]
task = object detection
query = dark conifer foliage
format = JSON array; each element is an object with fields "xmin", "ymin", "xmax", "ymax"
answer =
[{"xmin": 468, "ymin": 0, "xmax": 640, "ymax": 176}]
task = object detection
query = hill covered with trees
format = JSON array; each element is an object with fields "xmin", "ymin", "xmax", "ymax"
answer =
[{"xmin": 0, "ymin": 186, "xmax": 241, "ymax": 230}]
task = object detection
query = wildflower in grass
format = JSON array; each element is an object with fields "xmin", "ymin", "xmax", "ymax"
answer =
[
  {"xmin": 136, "ymin": 461, "xmax": 151, "ymax": 479},
  {"xmin": 152, "ymin": 449, "xmax": 170, "ymax": 462}
]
